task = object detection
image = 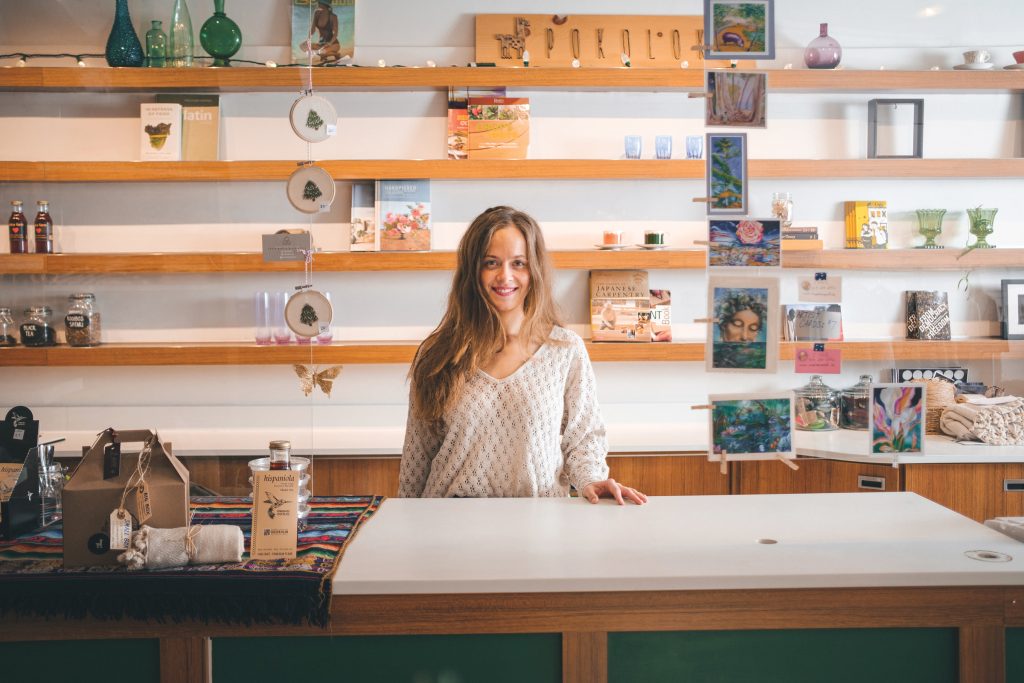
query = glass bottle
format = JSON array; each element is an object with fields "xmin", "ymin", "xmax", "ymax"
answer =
[
  {"xmin": 804, "ymin": 23, "xmax": 842, "ymax": 69},
  {"xmin": 146, "ymin": 20, "xmax": 168, "ymax": 67},
  {"xmin": 0, "ymin": 308, "xmax": 17, "ymax": 347},
  {"xmin": 839, "ymin": 374, "xmax": 873, "ymax": 430},
  {"xmin": 34, "ymin": 200, "xmax": 53, "ymax": 254},
  {"xmin": 65, "ymin": 293, "xmax": 102, "ymax": 347},
  {"xmin": 200, "ymin": 0, "xmax": 243, "ymax": 67},
  {"xmin": 771, "ymin": 192, "xmax": 794, "ymax": 228},
  {"xmin": 269, "ymin": 440, "xmax": 291, "ymax": 470},
  {"xmin": 20, "ymin": 306, "xmax": 57, "ymax": 347},
  {"xmin": 105, "ymin": 0, "xmax": 145, "ymax": 68},
  {"xmin": 793, "ymin": 375, "xmax": 840, "ymax": 431},
  {"xmin": 8, "ymin": 200, "xmax": 27, "ymax": 254},
  {"xmin": 169, "ymin": 0, "xmax": 195, "ymax": 67}
]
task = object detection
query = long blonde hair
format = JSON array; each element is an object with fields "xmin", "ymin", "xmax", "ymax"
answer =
[{"xmin": 410, "ymin": 206, "xmax": 561, "ymax": 425}]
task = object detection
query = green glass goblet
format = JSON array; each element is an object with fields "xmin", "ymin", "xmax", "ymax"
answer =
[
  {"xmin": 914, "ymin": 209, "xmax": 946, "ymax": 249},
  {"xmin": 200, "ymin": 0, "xmax": 242, "ymax": 67},
  {"xmin": 966, "ymin": 207, "xmax": 997, "ymax": 249}
]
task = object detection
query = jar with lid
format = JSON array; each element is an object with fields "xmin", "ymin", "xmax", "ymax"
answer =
[
  {"xmin": 793, "ymin": 374, "xmax": 839, "ymax": 431},
  {"xmin": 0, "ymin": 308, "xmax": 17, "ymax": 347},
  {"xmin": 268, "ymin": 440, "xmax": 291, "ymax": 470},
  {"xmin": 840, "ymin": 374, "xmax": 873, "ymax": 430},
  {"xmin": 771, "ymin": 192, "xmax": 794, "ymax": 228},
  {"xmin": 34, "ymin": 200, "xmax": 54, "ymax": 254},
  {"xmin": 8, "ymin": 201, "xmax": 27, "ymax": 254},
  {"xmin": 64, "ymin": 293, "xmax": 102, "ymax": 347},
  {"xmin": 20, "ymin": 306, "xmax": 57, "ymax": 347}
]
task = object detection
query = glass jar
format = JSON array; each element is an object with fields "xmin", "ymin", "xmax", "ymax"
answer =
[
  {"xmin": 268, "ymin": 439, "xmax": 291, "ymax": 470},
  {"xmin": 771, "ymin": 192, "xmax": 794, "ymax": 228},
  {"xmin": 64, "ymin": 293, "xmax": 102, "ymax": 347},
  {"xmin": 840, "ymin": 374, "xmax": 873, "ymax": 430},
  {"xmin": 20, "ymin": 306, "xmax": 57, "ymax": 347},
  {"xmin": 793, "ymin": 375, "xmax": 839, "ymax": 431},
  {"xmin": 0, "ymin": 307, "xmax": 17, "ymax": 346}
]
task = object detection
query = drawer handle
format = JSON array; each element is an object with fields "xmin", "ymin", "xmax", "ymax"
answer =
[
  {"xmin": 858, "ymin": 475, "xmax": 885, "ymax": 491},
  {"xmin": 1005, "ymin": 479, "xmax": 1024, "ymax": 492}
]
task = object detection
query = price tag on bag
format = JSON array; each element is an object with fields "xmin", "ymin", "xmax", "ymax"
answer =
[
  {"xmin": 109, "ymin": 509, "xmax": 132, "ymax": 551},
  {"xmin": 135, "ymin": 481, "xmax": 152, "ymax": 525}
]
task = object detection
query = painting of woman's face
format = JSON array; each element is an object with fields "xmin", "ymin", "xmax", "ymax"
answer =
[{"xmin": 721, "ymin": 308, "xmax": 762, "ymax": 342}]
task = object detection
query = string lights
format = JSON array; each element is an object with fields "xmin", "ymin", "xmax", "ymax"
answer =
[
  {"xmin": 1, "ymin": 53, "xmax": 104, "ymax": 66},
  {"xmin": 0, "ymin": 52, "xmax": 420, "ymax": 69}
]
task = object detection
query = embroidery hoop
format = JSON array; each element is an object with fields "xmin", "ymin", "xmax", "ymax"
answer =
[
  {"xmin": 285, "ymin": 289, "xmax": 332, "ymax": 337},
  {"xmin": 289, "ymin": 94, "xmax": 337, "ymax": 143},
  {"xmin": 286, "ymin": 165, "xmax": 336, "ymax": 214}
]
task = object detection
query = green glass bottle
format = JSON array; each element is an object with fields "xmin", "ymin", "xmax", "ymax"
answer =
[
  {"xmin": 168, "ymin": 0, "xmax": 194, "ymax": 67},
  {"xmin": 145, "ymin": 20, "xmax": 168, "ymax": 67},
  {"xmin": 200, "ymin": 0, "xmax": 242, "ymax": 67}
]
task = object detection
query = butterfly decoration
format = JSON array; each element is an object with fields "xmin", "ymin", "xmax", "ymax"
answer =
[{"xmin": 293, "ymin": 364, "xmax": 343, "ymax": 397}]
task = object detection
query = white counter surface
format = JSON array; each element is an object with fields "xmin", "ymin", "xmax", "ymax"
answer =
[{"xmin": 333, "ymin": 492, "xmax": 1023, "ymax": 595}]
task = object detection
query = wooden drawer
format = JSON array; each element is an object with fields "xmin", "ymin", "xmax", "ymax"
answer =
[
  {"xmin": 903, "ymin": 463, "xmax": 1024, "ymax": 523},
  {"xmin": 733, "ymin": 458, "xmax": 899, "ymax": 495},
  {"xmin": 181, "ymin": 455, "xmax": 400, "ymax": 498},
  {"xmin": 608, "ymin": 455, "xmax": 730, "ymax": 496}
]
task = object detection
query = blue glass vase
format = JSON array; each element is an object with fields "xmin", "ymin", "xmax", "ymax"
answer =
[{"xmin": 105, "ymin": 0, "xmax": 145, "ymax": 67}]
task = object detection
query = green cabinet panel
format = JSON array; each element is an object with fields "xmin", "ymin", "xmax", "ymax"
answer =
[
  {"xmin": 0, "ymin": 639, "xmax": 159, "ymax": 683},
  {"xmin": 609, "ymin": 628, "xmax": 957, "ymax": 683},
  {"xmin": 213, "ymin": 633, "xmax": 561, "ymax": 683},
  {"xmin": 1009, "ymin": 628, "xmax": 1024, "ymax": 683}
]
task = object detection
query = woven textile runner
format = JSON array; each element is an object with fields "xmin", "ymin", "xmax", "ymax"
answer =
[{"xmin": 0, "ymin": 495, "xmax": 383, "ymax": 626}]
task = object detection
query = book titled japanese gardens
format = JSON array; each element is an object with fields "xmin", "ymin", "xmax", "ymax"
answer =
[{"xmin": 590, "ymin": 270, "xmax": 651, "ymax": 342}]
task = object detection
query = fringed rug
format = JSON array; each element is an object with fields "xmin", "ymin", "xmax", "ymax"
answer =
[{"xmin": 0, "ymin": 495, "xmax": 383, "ymax": 627}]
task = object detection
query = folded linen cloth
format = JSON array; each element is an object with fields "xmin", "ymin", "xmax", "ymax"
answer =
[
  {"xmin": 118, "ymin": 524, "xmax": 244, "ymax": 570},
  {"xmin": 939, "ymin": 398, "xmax": 1024, "ymax": 445},
  {"xmin": 984, "ymin": 517, "xmax": 1024, "ymax": 544},
  {"xmin": 955, "ymin": 394, "xmax": 1020, "ymax": 406}
]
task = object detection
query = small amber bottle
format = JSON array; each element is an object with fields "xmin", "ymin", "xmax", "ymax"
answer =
[
  {"xmin": 34, "ymin": 200, "xmax": 54, "ymax": 254},
  {"xmin": 8, "ymin": 201, "xmax": 27, "ymax": 254},
  {"xmin": 269, "ymin": 440, "xmax": 291, "ymax": 470}
]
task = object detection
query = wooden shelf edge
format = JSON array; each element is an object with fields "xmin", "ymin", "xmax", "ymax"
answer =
[{"xmin": 782, "ymin": 248, "xmax": 1024, "ymax": 270}]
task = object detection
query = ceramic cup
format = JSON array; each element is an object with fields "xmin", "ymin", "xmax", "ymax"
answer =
[
  {"xmin": 1014, "ymin": 50, "xmax": 1024, "ymax": 64},
  {"xmin": 962, "ymin": 50, "xmax": 991, "ymax": 64}
]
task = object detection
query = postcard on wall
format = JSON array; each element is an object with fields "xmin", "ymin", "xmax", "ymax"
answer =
[
  {"xmin": 705, "ymin": 276, "xmax": 778, "ymax": 373},
  {"xmin": 250, "ymin": 470, "xmax": 299, "ymax": 560},
  {"xmin": 139, "ymin": 103, "xmax": 182, "ymax": 161},
  {"xmin": 706, "ymin": 71, "xmax": 767, "ymax": 128},
  {"xmin": 709, "ymin": 392, "xmax": 793, "ymax": 461},
  {"xmin": 706, "ymin": 133, "xmax": 748, "ymax": 215},
  {"xmin": 870, "ymin": 383, "xmax": 925, "ymax": 455},
  {"xmin": 782, "ymin": 304, "xmax": 843, "ymax": 341},
  {"xmin": 704, "ymin": 0, "xmax": 775, "ymax": 60},
  {"xmin": 350, "ymin": 180, "xmax": 377, "ymax": 251},
  {"xmin": 291, "ymin": 0, "xmax": 355, "ymax": 64},
  {"xmin": 590, "ymin": 270, "xmax": 652, "ymax": 342},
  {"xmin": 794, "ymin": 347, "xmax": 842, "ymax": 374},
  {"xmin": 708, "ymin": 218, "xmax": 780, "ymax": 268},
  {"xmin": 797, "ymin": 274, "xmax": 842, "ymax": 303},
  {"xmin": 376, "ymin": 179, "xmax": 431, "ymax": 252}
]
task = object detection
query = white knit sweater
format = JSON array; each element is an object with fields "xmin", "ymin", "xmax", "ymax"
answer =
[{"xmin": 399, "ymin": 326, "xmax": 610, "ymax": 498}]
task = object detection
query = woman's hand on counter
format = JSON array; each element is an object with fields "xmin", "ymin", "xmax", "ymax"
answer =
[{"xmin": 581, "ymin": 479, "xmax": 648, "ymax": 505}]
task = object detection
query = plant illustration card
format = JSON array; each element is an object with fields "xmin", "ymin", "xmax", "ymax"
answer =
[
  {"xmin": 704, "ymin": 0, "xmax": 776, "ymax": 60},
  {"xmin": 708, "ymin": 218, "xmax": 780, "ymax": 267},
  {"xmin": 870, "ymin": 383, "xmax": 925, "ymax": 455},
  {"xmin": 709, "ymin": 392, "xmax": 793, "ymax": 460},
  {"xmin": 706, "ymin": 276, "xmax": 778, "ymax": 373},
  {"xmin": 706, "ymin": 71, "xmax": 767, "ymax": 127},
  {"xmin": 706, "ymin": 133, "xmax": 748, "ymax": 215},
  {"xmin": 291, "ymin": 0, "xmax": 355, "ymax": 64}
]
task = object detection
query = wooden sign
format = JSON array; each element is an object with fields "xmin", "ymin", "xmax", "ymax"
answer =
[{"xmin": 475, "ymin": 14, "xmax": 750, "ymax": 69}]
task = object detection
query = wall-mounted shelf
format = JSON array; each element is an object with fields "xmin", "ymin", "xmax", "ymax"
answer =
[
  {"xmin": 1, "ymin": 339, "xmax": 1018, "ymax": 367},
  {"xmin": 782, "ymin": 248, "xmax": 1024, "ymax": 270}
]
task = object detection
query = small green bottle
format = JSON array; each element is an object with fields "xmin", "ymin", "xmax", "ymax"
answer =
[{"xmin": 146, "ymin": 20, "xmax": 168, "ymax": 67}]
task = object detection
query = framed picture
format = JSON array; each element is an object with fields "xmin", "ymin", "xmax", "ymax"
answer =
[
  {"xmin": 706, "ymin": 276, "xmax": 779, "ymax": 373},
  {"xmin": 868, "ymin": 99, "xmax": 923, "ymax": 159},
  {"xmin": 870, "ymin": 383, "xmax": 925, "ymax": 455},
  {"xmin": 704, "ymin": 0, "xmax": 776, "ymax": 60},
  {"xmin": 706, "ymin": 71, "xmax": 767, "ymax": 128},
  {"xmin": 706, "ymin": 133, "xmax": 748, "ymax": 215},
  {"xmin": 1002, "ymin": 279, "xmax": 1024, "ymax": 340},
  {"xmin": 709, "ymin": 393, "xmax": 794, "ymax": 461},
  {"xmin": 708, "ymin": 218, "xmax": 780, "ymax": 268}
]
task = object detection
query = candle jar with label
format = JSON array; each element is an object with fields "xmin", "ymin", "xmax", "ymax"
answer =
[
  {"xmin": 644, "ymin": 230, "xmax": 666, "ymax": 246},
  {"xmin": 34, "ymin": 200, "xmax": 54, "ymax": 254},
  {"xmin": 20, "ymin": 306, "xmax": 58, "ymax": 347},
  {"xmin": 793, "ymin": 374, "xmax": 840, "ymax": 431},
  {"xmin": 602, "ymin": 230, "xmax": 625, "ymax": 246},
  {"xmin": 8, "ymin": 200, "xmax": 27, "ymax": 254},
  {"xmin": 64, "ymin": 293, "xmax": 102, "ymax": 347},
  {"xmin": 839, "ymin": 374, "xmax": 872, "ymax": 430},
  {"xmin": 0, "ymin": 308, "xmax": 17, "ymax": 347}
]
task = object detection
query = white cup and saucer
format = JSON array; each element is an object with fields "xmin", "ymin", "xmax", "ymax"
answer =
[{"xmin": 953, "ymin": 49, "xmax": 994, "ymax": 70}]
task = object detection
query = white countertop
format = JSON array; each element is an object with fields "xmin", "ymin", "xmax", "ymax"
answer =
[{"xmin": 333, "ymin": 492, "xmax": 1024, "ymax": 595}]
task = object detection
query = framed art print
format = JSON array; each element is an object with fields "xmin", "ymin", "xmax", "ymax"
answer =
[
  {"xmin": 706, "ymin": 276, "xmax": 779, "ymax": 373},
  {"xmin": 1002, "ymin": 279, "xmax": 1024, "ymax": 340},
  {"xmin": 709, "ymin": 392, "xmax": 794, "ymax": 461},
  {"xmin": 704, "ymin": 0, "xmax": 776, "ymax": 60},
  {"xmin": 706, "ymin": 71, "xmax": 767, "ymax": 128},
  {"xmin": 870, "ymin": 383, "xmax": 925, "ymax": 455},
  {"xmin": 706, "ymin": 133, "xmax": 748, "ymax": 215},
  {"xmin": 708, "ymin": 218, "xmax": 781, "ymax": 267}
]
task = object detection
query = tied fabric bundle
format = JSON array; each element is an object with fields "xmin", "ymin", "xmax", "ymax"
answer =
[
  {"xmin": 118, "ymin": 524, "xmax": 244, "ymax": 570},
  {"xmin": 939, "ymin": 397, "xmax": 1024, "ymax": 446}
]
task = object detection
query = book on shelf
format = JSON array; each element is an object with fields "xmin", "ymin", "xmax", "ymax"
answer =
[
  {"xmin": 155, "ymin": 94, "xmax": 220, "ymax": 160},
  {"xmin": 782, "ymin": 304, "xmax": 844, "ymax": 341},
  {"xmin": 782, "ymin": 226, "xmax": 819, "ymax": 240},
  {"xmin": 139, "ymin": 103, "xmax": 182, "ymax": 161},
  {"xmin": 376, "ymin": 179, "xmax": 431, "ymax": 252},
  {"xmin": 650, "ymin": 289, "xmax": 672, "ymax": 342},
  {"xmin": 467, "ymin": 96, "xmax": 530, "ymax": 160},
  {"xmin": 844, "ymin": 200, "xmax": 888, "ymax": 249},
  {"xmin": 447, "ymin": 87, "xmax": 505, "ymax": 160},
  {"xmin": 781, "ymin": 239, "xmax": 823, "ymax": 251},
  {"xmin": 888, "ymin": 366, "xmax": 967, "ymax": 383},
  {"xmin": 350, "ymin": 180, "xmax": 377, "ymax": 252},
  {"xmin": 589, "ymin": 270, "xmax": 651, "ymax": 342}
]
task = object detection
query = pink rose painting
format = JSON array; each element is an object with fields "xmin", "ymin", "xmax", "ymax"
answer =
[{"xmin": 708, "ymin": 219, "xmax": 781, "ymax": 268}]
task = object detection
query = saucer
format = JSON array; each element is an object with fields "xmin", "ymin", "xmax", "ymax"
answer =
[
  {"xmin": 594, "ymin": 244, "xmax": 630, "ymax": 250},
  {"xmin": 635, "ymin": 243, "xmax": 668, "ymax": 250},
  {"xmin": 1003, "ymin": 63, "xmax": 1024, "ymax": 70},
  {"xmin": 952, "ymin": 62, "xmax": 994, "ymax": 70}
]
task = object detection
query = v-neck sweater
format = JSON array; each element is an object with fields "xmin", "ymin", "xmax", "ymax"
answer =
[{"xmin": 398, "ymin": 326, "xmax": 610, "ymax": 498}]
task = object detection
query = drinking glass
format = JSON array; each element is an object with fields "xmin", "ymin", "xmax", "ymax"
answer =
[
  {"xmin": 654, "ymin": 135, "xmax": 673, "ymax": 159},
  {"xmin": 254, "ymin": 291, "xmax": 271, "ymax": 345},
  {"xmin": 272, "ymin": 291, "xmax": 292, "ymax": 344},
  {"xmin": 685, "ymin": 135, "xmax": 703, "ymax": 159},
  {"xmin": 915, "ymin": 209, "xmax": 946, "ymax": 249},
  {"xmin": 966, "ymin": 207, "xmax": 997, "ymax": 249},
  {"xmin": 624, "ymin": 135, "xmax": 642, "ymax": 159}
]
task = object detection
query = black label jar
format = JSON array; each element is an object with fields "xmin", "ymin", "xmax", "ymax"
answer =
[
  {"xmin": 20, "ymin": 306, "xmax": 57, "ymax": 347},
  {"xmin": 65, "ymin": 293, "xmax": 102, "ymax": 347},
  {"xmin": 0, "ymin": 307, "xmax": 17, "ymax": 347}
]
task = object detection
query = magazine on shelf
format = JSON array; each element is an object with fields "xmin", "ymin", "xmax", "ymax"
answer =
[
  {"xmin": 350, "ymin": 180, "xmax": 378, "ymax": 251},
  {"xmin": 589, "ymin": 270, "xmax": 652, "ymax": 342},
  {"xmin": 155, "ymin": 94, "xmax": 220, "ymax": 160},
  {"xmin": 467, "ymin": 96, "xmax": 530, "ymax": 160},
  {"xmin": 650, "ymin": 289, "xmax": 672, "ymax": 342},
  {"xmin": 376, "ymin": 179, "xmax": 431, "ymax": 252}
]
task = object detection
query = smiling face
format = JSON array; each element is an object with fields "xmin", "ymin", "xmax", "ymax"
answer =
[
  {"xmin": 479, "ymin": 225, "xmax": 531, "ymax": 322},
  {"xmin": 721, "ymin": 308, "xmax": 762, "ymax": 342}
]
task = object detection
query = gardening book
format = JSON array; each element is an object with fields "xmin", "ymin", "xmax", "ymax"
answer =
[
  {"xmin": 467, "ymin": 97, "xmax": 530, "ymax": 160},
  {"xmin": 448, "ymin": 87, "xmax": 505, "ymax": 160},
  {"xmin": 139, "ymin": 103, "xmax": 182, "ymax": 161},
  {"xmin": 155, "ymin": 94, "xmax": 220, "ymax": 160},
  {"xmin": 589, "ymin": 270, "xmax": 651, "ymax": 342},
  {"xmin": 376, "ymin": 179, "xmax": 431, "ymax": 252},
  {"xmin": 650, "ymin": 289, "xmax": 672, "ymax": 342},
  {"xmin": 350, "ymin": 180, "xmax": 377, "ymax": 252}
]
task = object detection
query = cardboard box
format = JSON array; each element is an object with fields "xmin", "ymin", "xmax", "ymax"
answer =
[{"xmin": 63, "ymin": 429, "xmax": 189, "ymax": 567}]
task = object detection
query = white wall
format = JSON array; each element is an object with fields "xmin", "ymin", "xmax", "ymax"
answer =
[{"xmin": 1, "ymin": 1, "xmax": 1022, "ymax": 456}]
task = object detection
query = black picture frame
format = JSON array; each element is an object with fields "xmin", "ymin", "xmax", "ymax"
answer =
[
  {"xmin": 868, "ymin": 99, "xmax": 924, "ymax": 159},
  {"xmin": 1001, "ymin": 279, "xmax": 1024, "ymax": 340}
]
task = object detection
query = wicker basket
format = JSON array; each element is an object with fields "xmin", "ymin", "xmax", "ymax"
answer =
[{"xmin": 912, "ymin": 378, "xmax": 956, "ymax": 435}]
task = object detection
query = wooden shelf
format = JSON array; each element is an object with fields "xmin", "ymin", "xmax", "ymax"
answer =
[
  {"xmin": 0, "ymin": 250, "xmax": 704, "ymax": 275},
  {"xmin": 2, "ymin": 339, "xmax": 1019, "ymax": 367},
  {"xmin": 782, "ymin": 248, "xmax": 1024, "ymax": 270},
  {"xmin": 5, "ymin": 158, "xmax": 1020, "ymax": 183},
  {"xmin": 2, "ymin": 67, "xmax": 1022, "ymax": 93}
]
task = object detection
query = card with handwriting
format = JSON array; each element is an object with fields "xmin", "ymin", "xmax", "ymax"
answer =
[
  {"xmin": 794, "ymin": 347, "xmax": 842, "ymax": 374},
  {"xmin": 798, "ymin": 274, "xmax": 842, "ymax": 303}
]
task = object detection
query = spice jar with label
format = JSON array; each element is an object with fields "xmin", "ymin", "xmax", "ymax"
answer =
[
  {"xmin": 34, "ymin": 200, "xmax": 54, "ymax": 254},
  {"xmin": 840, "ymin": 374, "xmax": 873, "ymax": 430},
  {"xmin": 8, "ymin": 201, "xmax": 27, "ymax": 254},
  {"xmin": 64, "ymin": 293, "xmax": 102, "ymax": 347},
  {"xmin": 0, "ymin": 308, "xmax": 17, "ymax": 347},
  {"xmin": 793, "ymin": 374, "xmax": 839, "ymax": 431},
  {"xmin": 20, "ymin": 306, "xmax": 57, "ymax": 347}
]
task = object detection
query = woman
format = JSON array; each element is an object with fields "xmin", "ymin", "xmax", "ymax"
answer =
[
  {"xmin": 399, "ymin": 206, "xmax": 646, "ymax": 505},
  {"xmin": 716, "ymin": 290, "xmax": 766, "ymax": 343}
]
